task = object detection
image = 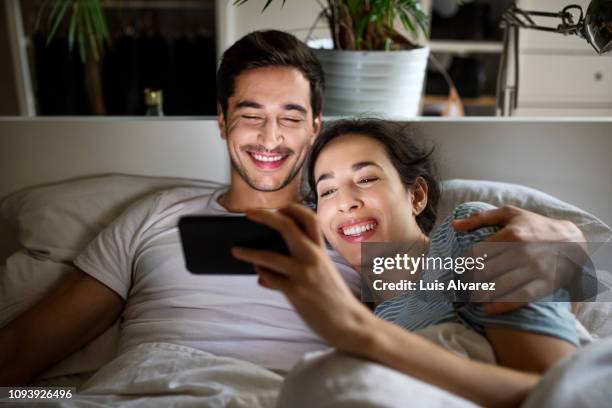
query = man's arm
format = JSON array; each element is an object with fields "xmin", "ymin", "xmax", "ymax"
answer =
[
  {"xmin": 452, "ymin": 205, "xmax": 585, "ymax": 244},
  {"xmin": 0, "ymin": 269, "xmax": 124, "ymax": 386},
  {"xmin": 452, "ymin": 205, "xmax": 587, "ymax": 314}
]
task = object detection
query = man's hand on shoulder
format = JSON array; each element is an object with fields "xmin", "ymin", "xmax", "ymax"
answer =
[
  {"xmin": 452, "ymin": 205, "xmax": 585, "ymax": 243},
  {"xmin": 452, "ymin": 205, "xmax": 587, "ymax": 315}
]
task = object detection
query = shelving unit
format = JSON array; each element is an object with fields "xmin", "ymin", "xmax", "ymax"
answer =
[
  {"xmin": 428, "ymin": 40, "xmax": 503, "ymax": 55},
  {"xmin": 422, "ymin": 1, "xmax": 510, "ymax": 116},
  {"xmin": 424, "ymin": 94, "xmax": 497, "ymax": 107},
  {"xmin": 424, "ymin": 40, "xmax": 502, "ymax": 116}
]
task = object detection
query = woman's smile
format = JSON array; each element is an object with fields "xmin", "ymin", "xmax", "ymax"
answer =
[{"xmin": 336, "ymin": 218, "xmax": 379, "ymax": 242}]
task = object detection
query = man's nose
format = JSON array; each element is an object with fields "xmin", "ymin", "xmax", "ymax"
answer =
[
  {"xmin": 338, "ymin": 187, "xmax": 363, "ymax": 213},
  {"xmin": 258, "ymin": 119, "xmax": 283, "ymax": 150}
]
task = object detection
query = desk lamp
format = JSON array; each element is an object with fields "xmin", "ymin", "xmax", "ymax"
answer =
[{"xmin": 497, "ymin": 0, "xmax": 612, "ymax": 116}]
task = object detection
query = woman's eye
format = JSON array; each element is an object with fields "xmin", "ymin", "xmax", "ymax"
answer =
[
  {"xmin": 319, "ymin": 188, "xmax": 336, "ymax": 198},
  {"xmin": 358, "ymin": 177, "xmax": 378, "ymax": 184}
]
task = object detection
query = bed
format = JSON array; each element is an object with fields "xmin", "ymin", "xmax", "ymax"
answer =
[{"xmin": 1, "ymin": 118, "xmax": 611, "ymax": 407}]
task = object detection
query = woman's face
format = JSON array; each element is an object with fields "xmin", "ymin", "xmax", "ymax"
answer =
[{"xmin": 314, "ymin": 133, "xmax": 427, "ymax": 268}]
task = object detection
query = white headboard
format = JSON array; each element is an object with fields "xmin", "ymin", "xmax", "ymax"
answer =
[{"xmin": 1, "ymin": 117, "xmax": 611, "ymax": 263}]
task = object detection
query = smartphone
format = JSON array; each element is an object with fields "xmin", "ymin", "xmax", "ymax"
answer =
[{"xmin": 178, "ymin": 215, "xmax": 289, "ymax": 274}]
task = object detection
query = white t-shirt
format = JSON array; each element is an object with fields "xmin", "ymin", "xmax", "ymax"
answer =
[{"xmin": 74, "ymin": 186, "xmax": 361, "ymax": 372}]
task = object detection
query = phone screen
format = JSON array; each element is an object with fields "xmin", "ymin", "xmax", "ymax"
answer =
[{"xmin": 178, "ymin": 215, "xmax": 288, "ymax": 274}]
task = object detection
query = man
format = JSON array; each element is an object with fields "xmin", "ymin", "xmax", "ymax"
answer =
[{"xmin": 0, "ymin": 30, "xmax": 586, "ymax": 388}]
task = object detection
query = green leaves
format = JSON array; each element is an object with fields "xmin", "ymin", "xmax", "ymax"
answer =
[
  {"xmin": 233, "ymin": 0, "xmax": 287, "ymax": 13},
  {"xmin": 40, "ymin": 0, "xmax": 110, "ymax": 62},
  {"xmin": 399, "ymin": 0, "xmax": 429, "ymax": 37},
  {"xmin": 234, "ymin": 0, "xmax": 433, "ymax": 50},
  {"xmin": 45, "ymin": 0, "xmax": 71, "ymax": 47}
]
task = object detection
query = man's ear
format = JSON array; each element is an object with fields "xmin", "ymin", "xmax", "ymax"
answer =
[
  {"xmin": 217, "ymin": 103, "xmax": 227, "ymax": 139},
  {"xmin": 311, "ymin": 114, "xmax": 322, "ymax": 144},
  {"xmin": 412, "ymin": 177, "xmax": 429, "ymax": 216}
]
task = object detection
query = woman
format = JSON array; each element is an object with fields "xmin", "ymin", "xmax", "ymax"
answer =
[{"xmin": 232, "ymin": 119, "xmax": 578, "ymax": 407}]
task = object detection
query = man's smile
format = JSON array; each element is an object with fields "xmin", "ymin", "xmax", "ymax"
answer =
[{"xmin": 244, "ymin": 148, "xmax": 293, "ymax": 171}]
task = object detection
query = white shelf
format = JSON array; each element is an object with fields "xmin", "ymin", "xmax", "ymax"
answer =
[{"xmin": 428, "ymin": 40, "xmax": 503, "ymax": 54}]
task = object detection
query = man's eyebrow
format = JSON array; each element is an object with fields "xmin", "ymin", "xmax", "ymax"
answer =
[
  {"xmin": 282, "ymin": 103, "xmax": 307, "ymax": 114},
  {"xmin": 235, "ymin": 100, "xmax": 263, "ymax": 110}
]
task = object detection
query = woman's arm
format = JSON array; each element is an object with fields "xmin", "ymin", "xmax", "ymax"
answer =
[
  {"xmin": 232, "ymin": 204, "xmax": 565, "ymax": 408},
  {"xmin": 357, "ymin": 319, "xmax": 575, "ymax": 407},
  {"xmin": 485, "ymin": 327, "xmax": 576, "ymax": 373},
  {"xmin": 354, "ymin": 315, "xmax": 540, "ymax": 408}
]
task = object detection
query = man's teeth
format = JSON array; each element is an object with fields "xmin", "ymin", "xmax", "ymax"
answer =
[
  {"xmin": 252, "ymin": 154, "xmax": 283, "ymax": 162},
  {"xmin": 342, "ymin": 222, "xmax": 376, "ymax": 236}
]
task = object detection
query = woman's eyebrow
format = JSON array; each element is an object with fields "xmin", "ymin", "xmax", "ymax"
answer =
[
  {"xmin": 316, "ymin": 161, "xmax": 382, "ymax": 185},
  {"xmin": 352, "ymin": 161, "xmax": 382, "ymax": 171},
  {"xmin": 316, "ymin": 172, "xmax": 334, "ymax": 185}
]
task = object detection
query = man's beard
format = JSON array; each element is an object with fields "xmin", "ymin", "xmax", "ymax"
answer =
[{"xmin": 230, "ymin": 149, "xmax": 304, "ymax": 192}]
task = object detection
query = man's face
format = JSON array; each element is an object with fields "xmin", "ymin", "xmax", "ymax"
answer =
[{"xmin": 219, "ymin": 66, "xmax": 321, "ymax": 192}]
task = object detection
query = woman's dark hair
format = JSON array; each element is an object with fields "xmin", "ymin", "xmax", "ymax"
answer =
[
  {"xmin": 306, "ymin": 118, "xmax": 440, "ymax": 235},
  {"xmin": 216, "ymin": 30, "xmax": 325, "ymax": 118}
]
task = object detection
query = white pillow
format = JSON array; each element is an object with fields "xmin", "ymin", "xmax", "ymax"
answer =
[
  {"xmin": 438, "ymin": 179, "xmax": 612, "ymax": 243},
  {"xmin": 1, "ymin": 174, "xmax": 224, "ymax": 262},
  {"xmin": 0, "ymin": 174, "xmax": 223, "ymax": 380},
  {"xmin": 438, "ymin": 179, "xmax": 612, "ymax": 338}
]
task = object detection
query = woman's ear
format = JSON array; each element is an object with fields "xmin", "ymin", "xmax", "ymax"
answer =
[{"xmin": 412, "ymin": 177, "xmax": 429, "ymax": 216}]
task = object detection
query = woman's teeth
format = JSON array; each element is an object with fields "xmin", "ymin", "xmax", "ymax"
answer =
[
  {"xmin": 252, "ymin": 154, "xmax": 283, "ymax": 162},
  {"xmin": 342, "ymin": 222, "xmax": 376, "ymax": 236}
]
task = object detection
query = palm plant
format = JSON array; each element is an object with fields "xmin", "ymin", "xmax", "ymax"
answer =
[
  {"xmin": 37, "ymin": 0, "xmax": 110, "ymax": 62},
  {"xmin": 36, "ymin": 0, "xmax": 110, "ymax": 114},
  {"xmin": 233, "ymin": 0, "xmax": 430, "ymax": 50}
]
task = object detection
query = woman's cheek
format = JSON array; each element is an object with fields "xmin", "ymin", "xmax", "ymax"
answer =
[
  {"xmin": 322, "ymin": 228, "xmax": 336, "ymax": 247},
  {"xmin": 316, "ymin": 207, "xmax": 334, "ymax": 242}
]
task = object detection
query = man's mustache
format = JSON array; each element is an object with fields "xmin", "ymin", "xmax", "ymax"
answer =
[{"xmin": 241, "ymin": 145, "xmax": 294, "ymax": 156}]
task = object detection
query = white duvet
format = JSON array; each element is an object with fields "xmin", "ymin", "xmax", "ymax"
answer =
[
  {"xmin": 31, "ymin": 324, "xmax": 493, "ymax": 408},
  {"xmin": 40, "ymin": 342, "xmax": 283, "ymax": 408}
]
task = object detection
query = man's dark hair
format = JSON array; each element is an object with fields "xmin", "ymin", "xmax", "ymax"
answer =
[
  {"xmin": 216, "ymin": 30, "xmax": 325, "ymax": 118},
  {"xmin": 306, "ymin": 118, "xmax": 441, "ymax": 235}
]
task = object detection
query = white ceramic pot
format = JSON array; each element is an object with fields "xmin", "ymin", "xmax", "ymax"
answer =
[{"xmin": 312, "ymin": 47, "xmax": 430, "ymax": 118}]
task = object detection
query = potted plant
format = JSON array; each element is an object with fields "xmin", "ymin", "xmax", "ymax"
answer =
[
  {"xmin": 36, "ymin": 0, "xmax": 110, "ymax": 114},
  {"xmin": 234, "ymin": 0, "xmax": 432, "ymax": 117}
]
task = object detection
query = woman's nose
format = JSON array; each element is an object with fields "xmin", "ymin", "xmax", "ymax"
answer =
[{"xmin": 337, "ymin": 188, "xmax": 363, "ymax": 213}]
